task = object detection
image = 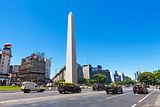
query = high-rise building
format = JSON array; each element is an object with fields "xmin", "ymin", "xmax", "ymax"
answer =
[
  {"xmin": 77, "ymin": 64, "xmax": 83, "ymax": 84},
  {"xmin": 82, "ymin": 64, "xmax": 92, "ymax": 79},
  {"xmin": 65, "ymin": 12, "xmax": 77, "ymax": 83},
  {"xmin": 45, "ymin": 58, "xmax": 51, "ymax": 82},
  {"xmin": 0, "ymin": 43, "xmax": 12, "ymax": 85},
  {"xmin": 118, "ymin": 72, "xmax": 126, "ymax": 81},
  {"xmin": 0, "ymin": 43, "xmax": 12, "ymax": 74},
  {"xmin": 114, "ymin": 71, "xmax": 121, "ymax": 82},
  {"xmin": 110, "ymin": 71, "xmax": 115, "ymax": 83}
]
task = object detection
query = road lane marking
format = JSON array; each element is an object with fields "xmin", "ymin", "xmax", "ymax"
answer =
[
  {"xmin": 96, "ymin": 99, "xmax": 104, "ymax": 102},
  {"xmin": 131, "ymin": 104, "xmax": 137, "ymax": 107},
  {"xmin": 0, "ymin": 91, "xmax": 105, "ymax": 105},
  {"xmin": 138, "ymin": 91, "xmax": 155, "ymax": 103},
  {"xmin": 106, "ymin": 92, "xmax": 132, "ymax": 100}
]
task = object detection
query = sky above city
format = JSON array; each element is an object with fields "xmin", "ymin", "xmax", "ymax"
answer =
[{"xmin": 0, "ymin": 0, "xmax": 160, "ymax": 79}]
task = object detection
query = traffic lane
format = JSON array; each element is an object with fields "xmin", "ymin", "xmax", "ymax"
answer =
[
  {"xmin": 0, "ymin": 89, "xmax": 94, "ymax": 102},
  {"xmin": 12, "ymin": 90, "xmax": 156, "ymax": 107},
  {"xmin": 0, "ymin": 88, "xmax": 132, "ymax": 102},
  {"xmin": 0, "ymin": 91, "xmax": 59, "ymax": 102},
  {"xmin": 7, "ymin": 90, "xmax": 133, "ymax": 107},
  {"xmin": 135, "ymin": 90, "xmax": 159, "ymax": 107}
]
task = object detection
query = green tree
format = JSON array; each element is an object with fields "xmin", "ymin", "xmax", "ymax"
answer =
[
  {"xmin": 84, "ymin": 78, "xmax": 92, "ymax": 86},
  {"xmin": 138, "ymin": 72, "xmax": 155, "ymax": 85},
  {"xmin": 122, "ymin": 76, "xmax": 136, "ymax": 85},
  {"xmin": 54, "ymin": 79, "xmax": 65, "ymax": 86},
  {"xmin": 153, "ymin": 70, "xmax": 160, "ymax": 85},
  {"xmin": 93, "ymin": 74, "xmax": 106, "ymax": 84}
]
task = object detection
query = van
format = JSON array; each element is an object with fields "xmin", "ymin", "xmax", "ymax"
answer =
[{"xmin": 21, "ymin": 82, "xmax": 45, "ymax": 93}]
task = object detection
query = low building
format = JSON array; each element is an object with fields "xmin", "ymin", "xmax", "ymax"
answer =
[{"xmin": 52, "ymin": 66, "xmax": 65, "ymax": 82}]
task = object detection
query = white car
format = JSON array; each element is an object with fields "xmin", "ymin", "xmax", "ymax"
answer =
[{"xmin": 21, "ymin": 82, "xmax": 45, "ymax": 93}]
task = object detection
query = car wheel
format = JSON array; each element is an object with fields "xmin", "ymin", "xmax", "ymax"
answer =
[
  {"xmin": 106, "ymin": 90, "xmax": 109, "ymax": 94},
  {"xmin": 121, "ymin": 89, "xmax": 123, "ymax": 94},
  {"xmin": 59, "ymin": 91, "xmax": 63, "ymax": 94},
  {"xmin": 24, "ymin": 90, "xmax": 28, "ymax": 93},
  {"xmin": 27, "ymin": 89, "xmax": 30, "ymax": 93},
  {"xmin": 77, "ymin": 90, "xmax": 81, "ymax": 93}
]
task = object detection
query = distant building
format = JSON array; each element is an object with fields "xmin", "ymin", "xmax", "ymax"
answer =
[
  {"xmin": 114, "ymin": 71, "xmax": 121, "ymax": 82},
  {"xmin": 117, "ymin": 72, "xmax": 126, "ymax": 81},
  {"xmin": 52, "ymin": 66, "xmax": 65, "ymax": 82},
  {"xmin": 110, "ymin": 72, "xmax": 115, "ymax": 83},
  {"xmin": 134, "ymin": 71, "xmax": 141, "ymax": 81},
  {"xmin": 9, "ymin": 65, "xmax": 21, "ymax": 86},
  {"xmin": 77, "ymin": 64, "xmax": 83, "ymax": 84},
  {"xmin": 82, "ymin": 64, "xmax": 92, "ymax": 79},
  {"xmin": 45, "ymin": 58, "xmax": 51, "ymax": 82},
  {"xmin": 9, "ymin": 65, "xmax": 21, "ymax": 73},
  {"xmin": 19, "ymin": 53, "xmax": 46, "ymax": 85},
  {"xmin": 0, "ymin": 43, "xmax": 12, "ymax": 86},
  {"xmin": 92, "ymin": 65, "xmax": 112, "ymax": 84},
  {"xmin": 52, "ymin": 64, "xmax": 83, "ymax": 84}
]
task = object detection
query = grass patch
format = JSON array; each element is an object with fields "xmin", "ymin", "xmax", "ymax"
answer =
[{"xmin": 0, "ymin": 86, "xmax": 21, "ymax": 91}]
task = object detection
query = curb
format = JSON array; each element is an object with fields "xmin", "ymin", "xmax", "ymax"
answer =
[{"xmin": 0, "ymin": 90, "xmax": 21, "ymax": 93}]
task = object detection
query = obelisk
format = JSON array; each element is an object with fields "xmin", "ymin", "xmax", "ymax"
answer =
[{"xmin": 65, "ymin": 11, "xmax": 77, "ymax": 83}]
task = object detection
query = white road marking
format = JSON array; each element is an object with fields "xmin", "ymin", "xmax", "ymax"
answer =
[
  {"xmin": 131, "ymin": 104, "xmax": 137, "ymax": 107},
  {"xmin": 0, "ymin": 91, "xmax": 105, "ymax": 105},
  {"xmin": 106, "ymin": 92, "xmax": 132, "ymax": 100},
  {"xmin": 138, "ymin": 91, "xmax": 155, "ymax": 103},
  {"xmin": 96, "ymin": 99, "xmax": 104, "ymax": 102}
]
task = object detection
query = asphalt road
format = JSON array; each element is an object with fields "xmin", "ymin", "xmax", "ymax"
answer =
[{"xmin": 0, "ymin": 88, "xmax": 159, "ymax": 107}]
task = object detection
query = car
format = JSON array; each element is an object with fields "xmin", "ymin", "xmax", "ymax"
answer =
[
  {"xmin": 133, "ymin": 83, "xmax": 148, "ymax": 94},
  {"xmin": 92, "ymin": 83, "xmax": 106, "ymax": 91},
  {"xmin": 21, "ymin": 82, "xmax": 45, "ymax": 93},
  {"xmin": 105, "ymin": 83, "xmax": 123, "ymax": 94},
  {"xmin": 58, "ymin": 82, "xmax": 81, "ymax": 94}
]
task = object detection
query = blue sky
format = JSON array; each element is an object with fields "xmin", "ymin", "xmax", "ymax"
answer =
[{"xmin": 0, "ymin": 0, "xmax": 160, "ymax": 79}]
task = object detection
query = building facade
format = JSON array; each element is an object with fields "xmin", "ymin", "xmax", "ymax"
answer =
[
  {"xmin": 0, "ymin": 43, "xmax": 12, "ymax": 74},
  {"xmin": 19, "ymin": 53, "xmax": 46, "ymax": 85},
  {"xmin": 45, "ymin": 58, "xmax": 51, "ymax": 82},
  {"xmin": 0, "ymin": 43, "xmax": 12, "ymax": 85},
  {"xmin": 77, "ymin": 64, "xmax": 83, "ymax": 84},
  {"xmin": 82, "ymin": 64, "xmax": 92, "ymax": 79}
]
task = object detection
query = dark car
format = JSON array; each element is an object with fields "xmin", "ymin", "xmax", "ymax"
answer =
[
  {"xmin": 105, "ymin": 83, "xmax": 123, "ymax": 94},
  {"xmin": 133, "ymin": 83, "xmax": 148, "ymax": 94},
  {"xmin": 58, "ymin": 82, "xmax": 81, "ymax": 94},
  {"xmin": 92, "ymin": 83, "xmax": 106, "ymax": 91}
]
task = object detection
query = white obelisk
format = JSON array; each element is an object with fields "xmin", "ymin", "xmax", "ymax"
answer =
[{"xmin": 65, "ymin": 11, "xmax": 77, "ymax": 83}]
